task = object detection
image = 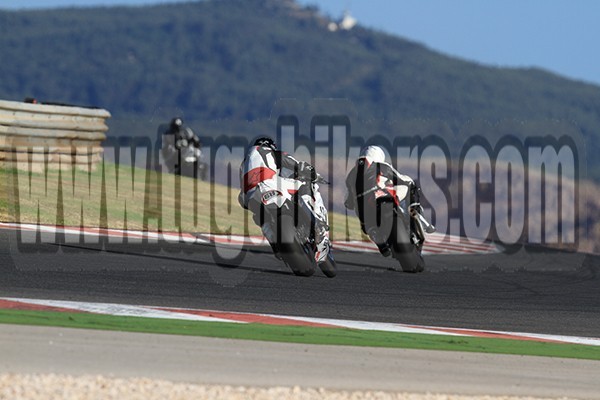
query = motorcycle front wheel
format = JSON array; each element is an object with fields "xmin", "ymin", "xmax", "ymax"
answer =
[{"xmin": 318, "ymin": 251, "xmax": 337, "ymax": 278}]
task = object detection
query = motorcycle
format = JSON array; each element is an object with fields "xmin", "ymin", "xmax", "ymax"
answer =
[
  {"xmin": 253, "ymin": 173, "xmax": 336, "ymax": 278},
  {"xmin": 366, "ymin": 183, "xmax": 435, "ymax": 273},
  {"xmin": 160, "ymin": 122, "xmax": 207, "ymax": 180}
]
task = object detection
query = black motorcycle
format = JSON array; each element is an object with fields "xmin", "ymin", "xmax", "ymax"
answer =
[
  {"xmin": 160, "ymin": 118, "xmax": 207, "ymax": 180},
  {"xmin": 364, "ymin": 184, "xmax": 434, "ymax": 273}
]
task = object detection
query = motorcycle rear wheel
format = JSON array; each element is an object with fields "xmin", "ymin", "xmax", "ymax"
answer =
[
  {"xmin": 278, "ymin": 214, "xmax": 316, "ymax": 277},
  {"xmin": 391, "ymin": 213, "xmax": 425, "ymax": 273}
]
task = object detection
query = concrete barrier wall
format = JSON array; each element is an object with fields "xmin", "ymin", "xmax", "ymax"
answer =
[{"xmin": 0, "ymin": 99, "xmax": 110, "ymax": 171}]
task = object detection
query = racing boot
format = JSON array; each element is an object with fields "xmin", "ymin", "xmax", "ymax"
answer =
[
  {"xmin": 416, "ymin": 212, "xmax": 436, "ymax": 234},
  {"xmin": 409, "ymin": 185, "xmax": 435, "ymax": 234},
  {"xmin": 367, "ymin": 227, "xmax": 391, "ymax": 257}
]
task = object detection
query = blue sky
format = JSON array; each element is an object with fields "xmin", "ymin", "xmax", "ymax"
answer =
[{"xmin": 2, "ymin": 0, "xmax": 599, "ymax": 86}]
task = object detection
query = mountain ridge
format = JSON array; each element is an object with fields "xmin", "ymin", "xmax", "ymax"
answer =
[{"xmin": 1, "ymin": 0, "xmax": 599, "ymax": 175}]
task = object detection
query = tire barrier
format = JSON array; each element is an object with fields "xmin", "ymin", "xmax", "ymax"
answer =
[{"xmin": 0, "ymin": 99, "xmax": 109, "ymax": 172}]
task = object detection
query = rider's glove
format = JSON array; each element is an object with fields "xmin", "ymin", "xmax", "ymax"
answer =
[{"xmin": 297, "ymin": 161, "xmax": 317, "ymax": 181}]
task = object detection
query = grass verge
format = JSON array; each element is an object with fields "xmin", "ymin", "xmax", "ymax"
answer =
[
  {"xmin": 1, "ymin": 309, "xmax": 599, "ymax": 361},
  {"xmin": 0, "ymin": 163, "xmax": 365, "ymax": 240}
]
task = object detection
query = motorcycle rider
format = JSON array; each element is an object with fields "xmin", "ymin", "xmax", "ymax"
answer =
[
  {"xmin": 239, "ymin": 137, "xmax": 331, "ymax": 260},
  {"xmin": 161, "ymin": 117, "xmax": 203, "ymax": 177},
  {"xmin": 345, "ymin": 145, "xmax": 433, "ymax": 257}
]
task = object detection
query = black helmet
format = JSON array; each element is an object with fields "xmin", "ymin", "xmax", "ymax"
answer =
[{"xmin": 253, "ymin": 136, "xmax": 277, "ymax": 150}]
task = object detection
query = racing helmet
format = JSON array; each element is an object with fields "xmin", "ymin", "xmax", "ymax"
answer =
[
  {"xmin": 359, "ymin": 145, "xmax": 386, "ymax": 164},
  {"xmin": 170, "ymin": 117, "xmax": 183, "ymax": 130},
  {"xmin": 253, "ymin": 136, "xmax": 277, "ymax": 150}
]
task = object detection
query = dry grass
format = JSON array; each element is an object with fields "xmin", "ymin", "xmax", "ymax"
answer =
[
  {"xmin": 3, "ymin": 157, "xmax": 595, "ymax": 251},
  {"xmin": 0, "ymin": 162, "xmax": 364, "ymax": 241}
]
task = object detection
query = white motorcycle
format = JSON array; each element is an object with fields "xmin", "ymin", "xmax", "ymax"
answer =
[{"xmin": 253, "ymin": 173, "xmax": 336, "ymax": 278}]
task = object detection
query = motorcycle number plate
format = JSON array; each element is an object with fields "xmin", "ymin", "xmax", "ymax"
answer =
[{"xmin": 262, "ymin": 190, "xmax": 282, "ymax": 204}]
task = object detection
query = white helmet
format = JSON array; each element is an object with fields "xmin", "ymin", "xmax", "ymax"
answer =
[{"xmin": 359, "ymin": 145, "xmax": 386, "ymax": 164}]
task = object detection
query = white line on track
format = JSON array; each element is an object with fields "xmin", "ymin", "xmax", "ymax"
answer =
[
  {"xmin": 2, "ymin": 297, "xmax": 598, "ymax": 347},
  {"xmin": 0, "ymin": 222, "xmax": 500, "ymax": 255}
]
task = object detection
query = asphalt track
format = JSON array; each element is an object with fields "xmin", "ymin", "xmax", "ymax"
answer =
[{"xmin": 0, "ymin": 227, "xmax": 599, "ymax": 337}]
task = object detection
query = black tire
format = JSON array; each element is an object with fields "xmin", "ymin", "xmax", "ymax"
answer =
[
  {"xmin": 391, "ymin": 213, "xmax": 425, "ymax": 273},
  {"xmin": 318, "ymin": 251, "xmax": 337, "ymax": 278},
  {"xmin": 278, "ymin": 214, "xmax": 316, "ymax": 277}
]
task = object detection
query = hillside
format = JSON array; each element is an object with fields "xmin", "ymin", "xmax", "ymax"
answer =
[{"xmin": 1, "ymin": 0, "xmax": 600, "ymax": 176}]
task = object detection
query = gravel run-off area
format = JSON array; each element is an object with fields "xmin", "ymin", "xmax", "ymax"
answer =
[{"xmin": 0, "ymin": 374, "xmax": 578, "ymax": 400}]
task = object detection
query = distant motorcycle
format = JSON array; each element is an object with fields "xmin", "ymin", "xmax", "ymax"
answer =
[
  {"xmin": 161, "ymin": 117, "xmax": 207, "ymax": 179},
  {"xmin": 254, "ymin": 171, "xmax": 336, "ymax": 278}
]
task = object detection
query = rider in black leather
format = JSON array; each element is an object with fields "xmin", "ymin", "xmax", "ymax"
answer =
[{"xmin": 345, "ymin": 145, "xmax": 417, "ymax": 257}]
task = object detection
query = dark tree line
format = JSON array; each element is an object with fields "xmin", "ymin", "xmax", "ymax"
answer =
[{"xmin": 1, "ymin": 0, "xmax": 600, "ymax": 177}]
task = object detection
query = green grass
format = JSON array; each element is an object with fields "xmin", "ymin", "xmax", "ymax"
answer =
[{"xmin": 1, "ymin": 309, "xmax": 599, "ymax": 361}]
